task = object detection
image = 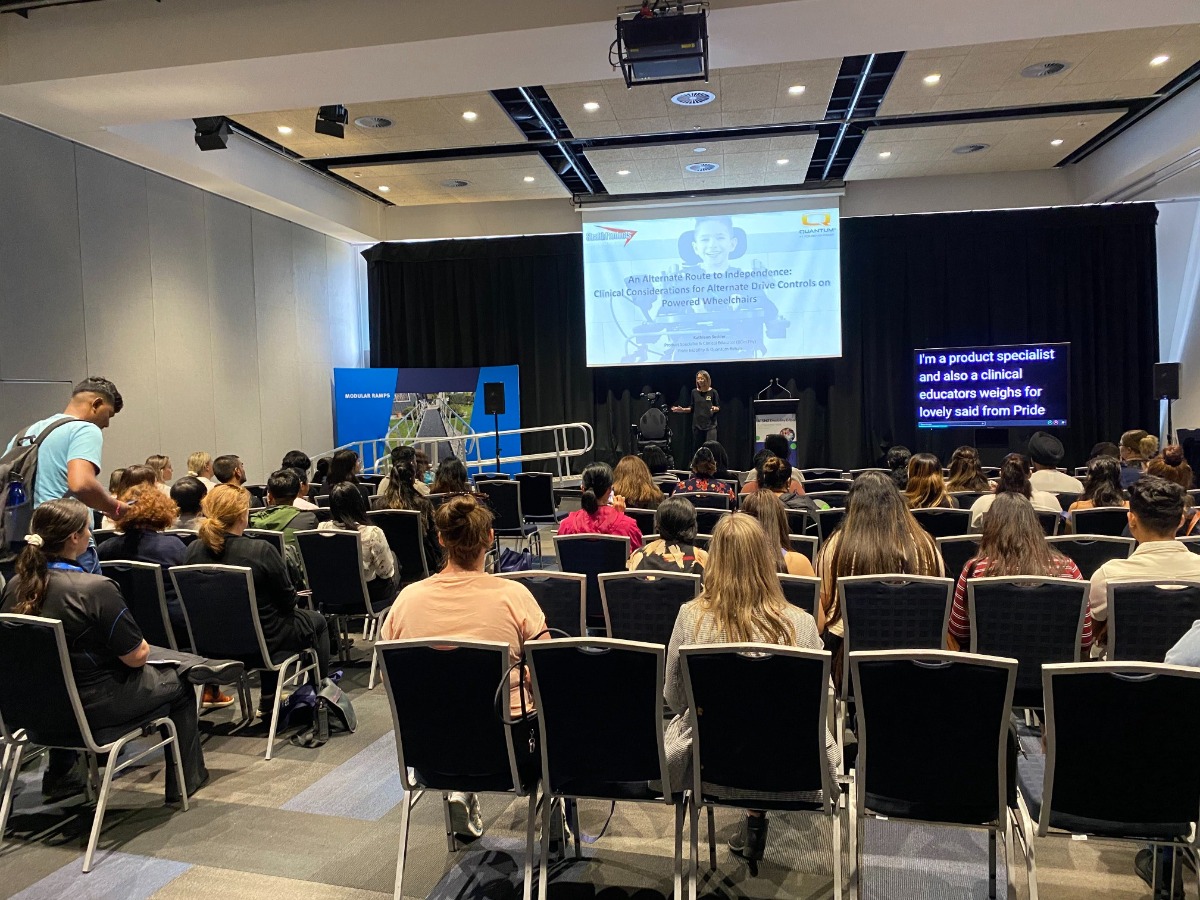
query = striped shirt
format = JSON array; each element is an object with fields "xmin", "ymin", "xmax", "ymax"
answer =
[{"xmin": 949, "ymin": 556, "xmax": 1090, "ymax": 648}]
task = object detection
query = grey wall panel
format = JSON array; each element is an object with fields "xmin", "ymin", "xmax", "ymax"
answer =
[
  {"xmin": 326, "ymin": 237, "xmax": 363, "ymax": 369},
  {"xmin": 0, "ymin": 381, "xmax": 72, "ymax": 449},
  {"xmin": 206, "ymin": 194, "xmax": 265, "ymax": 482},
  {"xmin": 251, "ymin": 210, "xmax": 295, "ymax": 310},
  {"xmin": 0, "ymin": 119, "xmax": 86, "ymax": 381},
  {"xmin": 293, "ymin": 224, "xmax": 333, "ymax": 453}
]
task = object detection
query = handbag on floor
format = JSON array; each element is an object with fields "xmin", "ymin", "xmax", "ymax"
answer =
[{"xmin": 288, "ymin": 671, "xmax": 357, "ymax": 748}]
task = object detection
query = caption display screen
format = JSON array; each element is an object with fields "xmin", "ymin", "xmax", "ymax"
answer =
[{"xmin": 914, "ymin": 342, "xmax": 1070, "ymax": 429}]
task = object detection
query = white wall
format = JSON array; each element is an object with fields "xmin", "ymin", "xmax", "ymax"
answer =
[
  {"xmin": 1156, "ymin": 199, "xmax": 1200, "ymax": 437},
  {"xmin": 0, "ymin": 115, "xmax": 366, "ymax": 485}
]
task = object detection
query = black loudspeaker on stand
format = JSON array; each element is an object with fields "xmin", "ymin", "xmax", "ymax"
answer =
[
  {"xmin": 1155, "ymin": 362, "xmax": 1181, "ymax": 445},
  {"xmin": 483, "ymin": 382, "xmax": 505, "ymax": 473}
]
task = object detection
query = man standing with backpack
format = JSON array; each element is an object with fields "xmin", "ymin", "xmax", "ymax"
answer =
[{"xmin": 3, "ymin": 377, "xmax": 126, "ymax": 573}]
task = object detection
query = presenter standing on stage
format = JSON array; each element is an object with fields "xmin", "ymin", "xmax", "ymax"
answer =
[{"xmin": 672, "ymin": 370, "xmax": 720, "ymax": 451}]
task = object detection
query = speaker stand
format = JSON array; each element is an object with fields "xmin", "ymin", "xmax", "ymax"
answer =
[
  {"xmin": 1166, "ymin": 397, "xmax": 1174, "ymax": 446},
  {"xmin": 493, "ymin": 411, "xmax": 501, "ymax": 474}
]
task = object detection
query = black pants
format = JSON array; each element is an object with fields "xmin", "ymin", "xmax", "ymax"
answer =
[
  {"xmin": 693, "ymin": 426, "xmax": 717, "ymax": 454},
  {"xmin": 261, "ymin": 608, "xmax": 330, "ymax": 700}
]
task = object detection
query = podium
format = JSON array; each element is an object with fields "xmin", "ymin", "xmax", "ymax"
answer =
[{"xmin": 752, "ymin": 398, "xmax": 800, "ymax": 465}]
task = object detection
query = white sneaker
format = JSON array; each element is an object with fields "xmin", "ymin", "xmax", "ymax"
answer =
[{"xmin": 447, "ymin": 792, "xmax": 484, "ymax": 840}]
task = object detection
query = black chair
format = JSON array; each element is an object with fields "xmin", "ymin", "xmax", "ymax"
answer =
[
  {"xmin": 800, "ymin": 468, "xmax": 843, "ymax": 480},
  {"xmin": 243, "ymin": 528, "xmax": 287, "ymax": 559},
  {"xmin": 367, "ymin": 509, "xmax": 430, "ymax": 588},
  {"xmin": 1035, "ymin": 509, "xmax": 1063, "ymax": 536},
  {"xmin": 1180, "ymin": 535, "xmax": 1200, "ymax": 555},
  {"xmin": 163, "ymin": 528, "xmax": 200, "ymax": 546},
  {"xmin": 847, "ymin": 468, "xmax": 887, "ymax": 478},
  {"xmin": 92, "ymin": 528, "xmax": 119, "ymax": 546},
  {"xmin": 789, "ymin": 533, "xmax": 818, "ymax": 562},
  {"xmin": 1017, "ymin": 662, "xmax": 1200, "ymax": 899},
  {"xmin": 1045, "ymin": 535, "xmax": 1134, "ymax": 579},
  {"xmin": 99, "ymin": 560, "xmax": 178, "ymax": 650},
  {"xmin": 681, "ymin": 644, "xmax": 843, "ymax": 898},
  {"xmin": 779, "ymin": 573, "xmax": 819, "ymax": 616},
  {"xmin": 478, "ymin": 480, "xmax": 541, "ymax": 558},
  {"xmin": 803, "ymin": 478, "xmax": 853, "ymax": 493},
  {"xmin": 635, "ymin": 406, "xmax": 672, "ymax": 454},
  {"xmin": 497, "ymin": 572, "xmax": 586, "ymax": 637},
  {"xmin": 967, "ymin": 576, "xmax": 1088, "ymax": 709},
  {"xmin": 1054, "ymin": 492, "xmax": 1081, "ymax": 512},
  {"xmin": 376, "ymin": 639, "xmax": 540, "ymax": 900},
  {"xmin": 937, "ymin": 535, "xmax": 981, "ymax": 579},
  {"xmin": 311, "ymin": 507, "xmax": 333, "ymax": 523},
  {"xmin": 170, "ymin": 565, "xmax": 319, "ymax": 759},
  {"xmin": 981, "ymin": 467, "xmax": 1001, "ymax": 477},
  {"xmin": 315, "ymin": 494, "xmax": 331, "ymax": 508},
  {"xmin": 598, "ymin": 571, "xmax": 701, "ymax": 645},
  {"xmin": 244, "ymin": 483, "xmax": 267, "ymax": 503},
  {"xmin": 950, "ymin": 491, "xmax": 988, "ymax": 509},
  {"xmin": 1068, "ymin": 507, "xmax": 1129, "ymax": 537},
  {"xmin": 473, "ymin": 472, "xmax": 511, "ymax": 482},
  {"xmin": 425, "ymin": 492, "xmax": 452, "ymax": 509},
  {"xmin": 804, "ymin": 490, "xmax": 849, "ymax": 508},
  {"xmin": 849, "ymin": 651, "xmax": 1021, "ymax": 900},
  {"xmin": 514, "ymin": 472, "xmax": 566, "ymax": 523},
  {"xmin": 812, "ymin": 507, "xmax": 846, "ymax": 544},
  {"xmin": 694, "ymin": 507, "xmax": 730, "ymax": 535},
  {"xmin": 0, "ymin": 614, "xmax": 189, "ymax": 872},
  {"xmin": 668, "ymin": 469, "xmax": 693, "ymax": 481},
  {"xmin": 625, "ymin": 507, "xmax": 658, "ymax": 536},
  {"xmin": 911, "ymin": 507, "xmax": 971, "ymax": 538},
  {"xmin": 527, "ymin": 638, "xmax": 683, "ymax": 895},
  {"xmin": 553, "ymin": 534, "xmax": 630, "ymax": 625},
  {"xmin": 1107, "ymin": 580, "xmax": 1200, "ymax": 662},
  {"xmin": 786, "ymin": 507, "xmax": 814, "ymax": 538},
  {"xmin": 678, "ymin": 491, "xmax": 731, "ymax": 510}
]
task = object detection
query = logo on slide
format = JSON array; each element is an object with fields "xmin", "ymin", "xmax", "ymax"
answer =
[
  {"xmin": 587, "ymin": 226, "xmax": 638, "ymax": 246},
  {"xmin": 801, "ymin": 213, "xmax": 831, "ymax": 227}
]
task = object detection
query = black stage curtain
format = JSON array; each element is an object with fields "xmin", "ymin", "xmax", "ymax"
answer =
[{"xmin": 365, "ymin": 204, "xmax": 1159, "ymax": 472}]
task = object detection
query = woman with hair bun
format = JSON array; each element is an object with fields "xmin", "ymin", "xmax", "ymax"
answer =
[
  {"xmin": 1148, "ymin": 445, "xmax": 1199, "ymax": 535},
  {"xmin": 557, "ymin": 461, "xmax": 643, "ymax": 550}
]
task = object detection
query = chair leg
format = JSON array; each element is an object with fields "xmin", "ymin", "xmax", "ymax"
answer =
[
  {"xmin": 264, "ymin": 659, "xmax": 294, "ymax": 761},
  {"xmin": 987, "ymin": 827, "xmax": 997, "ymax": 900},
  {"xmin": 673, "ymin": 797, "xmax": 686, "ymax": 900},
  {"xmin": 849, "ymin": 777, "xmax": 861, "ymax": 900},
  {"xmin": 393, "ymin": 790, "xmax": 413, "ymax": 900},
  {"xmin": 85, "ymin": 753, "xmax": 100, "ymax": 803},
  {"xmin": 688, "ymin": 795, "xmax": 699, "ymax": 900},
  {"xmin": 440, "ymin": 792, "xmax": 458, "ymax": 852},
  {"xmin": 569, "ymin": 799, "xmax": 581, "ymax": 860},
  {"xmin": 368, "ymin": 646, "xmax": 380, "ymax": 690},
  {"xmin": 1014, "ymin": 795, "xmax": 1039, "ymax": 900},
  {"xmin": 832, "ymin": 800, "xmax": 844, "ymax": 900},
  {"xmin": 83, "ymin": 742, "xmax": 124, "ymax": 873},
  {"xmin": 522, "ymin": 792, "xmax": 537, "ymax": 900},
  {"xmin": 0, "ymin": 742, "xmax": 23, "ymax": 847},
  {"xmin": 539, "ymin": 792, "xmax": 553, "ymax": 898},
  {"xmin": 161, "ymin": 719, "xmax": 188, "ymax": 812},
  {"xmin": 836, "ymin": 699, "xmax": 848, "ymax": 775},
  {"xmin": 706, "ymin": 804, "xmax": 716, "ymax": 871}
]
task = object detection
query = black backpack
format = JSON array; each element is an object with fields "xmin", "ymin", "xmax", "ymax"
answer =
[{"xmin": 0, "ymin": 417, "xmax": 78, "ymax": 562}]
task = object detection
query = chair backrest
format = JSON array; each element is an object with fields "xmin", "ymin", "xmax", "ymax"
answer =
[
  {"xmin": 554, "ymin": 534, "xmax": 631, "ymax": 622},
  {"xmin": 295, "ymin": 529, "xmax": 371, "ymax": 617},
  {"xmin": 839, "ymin": 574, "xmax": 953, "ymax": 660},
  {"xmin": 848, "ymin": 468, "xmax": 888, "ymax": 478},
  {"xmin": 1045, "ymin": 535, "xmax": 1134, "ymax": 579},
  {"xmin": 315, "ymin": 494, "xmax": 331, "ymax": 508},
  {"xmin": 366, "ymin": 509, "xmax": 430, "ymax": 583},
  {"xmin": 170, "ymin": 565, "xmax": 273, "ymax": 668},
  {"xmin": 1178, "ymin": 535, "xmax": 1200, "ymax": 555},
  {"xmin": 0, "ymin": 614, "xmax": 100, "ymax": 751},
  {"xmin": 99, "ymin": 560, "xmax": 177, "ymax": 650},
  {"xmin": 497, "ymin": 572, "xmax": 586, "ymax": 637},
  {"xmin": 474, "ymin": 473, "xmax": 511, "ymax": 482},
  {"xmin": 638, "ymin": 407, "xmax": 669, "ymax": 440},
  {"xmin": 515, "ymin": 472, "xmax": 557, "ymax": 519},
  {"xmin": 477, "ymin": 479, "xmax": 524, "ymax": 530},
  {"xmin": 163, "ymin": 528, "xmax": 200, "ymax": 546},
  {"xmin": 803, "ymin": 478, "xmax": 853, "ymax": 493},
  {"xmin": 598, "ymin": 571, "xmax": 701, "ymax": 644},
  {"xmin": 626, "ymin": 507, "xmax": 658, "ymax": 536},
  {"xmin": 967, "ymin": 576, "xmax": 1087, "ymax": 708},
  {"xmin": 950, "ymin": 491, "xmax": 988, "ymax": 509},
  {"xmin": 1040, "ymin": 662, "xmax": 1200, "ymax": 834},
  {"xmin": 244, "ymin": 483, "xmax": 267, "ymax": 502},
  {"xmin": 778, "ymin": 573, "xmax": 819, "ymax": 617},
  {"xmin": 679, "ymin": 491, "xmax": 730, "ymax": 510},
  {"xmin": 910, "ymin": 507, "xmax": 972, "ymax": 538},
  {"xmin": 851, "ymin": 651, "xmax": 1016, "ymax": 825},
  {"xmin": 528, "ymin": 638, "xmax": 670, "ymax": 800},
  {"xmin": 813, "ymin": 507, "xmax": 847, "ymax": 543},
  {"xmin": 1108, "ymin": 580, "xmax": 1200, "ymax": 662},
  {"xmin": 243, "ymin": 528, "xmax": 286, "ymax": 557},
  {"xmin": 937, "ymin": 535, "xmax": 981, "ymax": 580},
  {"xmin": 1036, "ymin": 510, "xmax": 1063, "ymax": 536},
  {"xmin": 1055, "ymin": 492, "xmax": 1081, "ymax": 512},
  {"xmin": 1068, "ymin": 507, "xmax": 1130, "ymax": 537},
  {"xmin": 803, "ymin": 491, "xmax": 849, "ymax": 508},
  {"xmin": 376, "ymin": 639, "xmax": 525, "ymax": 793},
  {"xmin": 785, "ymin": 507, "xmax": 813, "ymax": 537},
  {"xmin": 92, "ymin": 528, "xmax": 119, "ymax": 546},
  {"xmin": 426, "ymin": 492, "xmax": 452, "ymax": 509},
  {"xmin": 800, "ymin": 468, "xmax": 842, "ymax": 480},
  {"xmin": 682, "ymin": 644, "xmax": 833, "ymax": 804},
  {"xmin": 694, "ymin": 507, "xmax": 730, "ymax": 535},
  {"xmin": 788, "ymin": 533, "xmax": 818, "ymax": 561}
]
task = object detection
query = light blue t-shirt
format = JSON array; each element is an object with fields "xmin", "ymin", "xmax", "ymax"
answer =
[{"xmin": 5, "ymin": 414, "xmax": 104, "ymax": 508}]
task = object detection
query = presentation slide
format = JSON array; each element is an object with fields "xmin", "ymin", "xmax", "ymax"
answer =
[
  {"xmin": 914, "ymin": 342, "xmax": 1070, "ymax": 429},
  {"xmin": 582, "ymin": 208, "xmax": 842, "ymax": 366}
]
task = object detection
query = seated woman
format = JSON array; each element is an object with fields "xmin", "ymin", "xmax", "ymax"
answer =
[
  {"xmin": 373, "ymin": 460, "xmax": 443, "ymax": 569},
  {"xmin": 903, "ymin": 453, "xmax": 958, "ymax": 509},
  {"xmin": 146, "ymin": 454, "xmax": 174, "ymax": 496},
  {"xmin": 101, "ymin": 464, "xmax": 157, "ymax": 530},
  {"xmin": 741, "ymin": 491, "xmax": 816, "ymax": 576},
  {"xmin": 558, "ymin": 462, "xmax": 643, "ymax": 551},
  {"xmin": 968, "ymin": 454, "xmax": 1061, "ymax": 531},
  {"xmin": 430, "ymin": 456, "xmax": 472, "ymax": 495},
  {"xmin": 816, "ymin": 472, "xmax": 943, "ymax": 686},
  {"xmin": 612, "ymin": 454, "xmax": 665, "ymax": 510},
  {"xmin": 885, "ymin": 445, "xmax": 912, "ymax": 490},
  {"xmin": 380, "ymin": 494, "xmax": 547, "ymax": 840},
  {"xmin": 947, "ymin": 492, "xmax": 1088, "ymax": 650},
  {"xmin": 664, "ymin": 513, "xmax": 837, "ymax": 862},
  {"xmin": 170, "ymin": 476, "xmax": 208, "ymax": 530},
  {"xmin": 1, "ymin": 498, "xmax": 208, "ymax": 802},
  {"xmin": 183, "ymin": 484, "xmax": 330, "ymax": 716},
  {"xmin": 627, "ymin": 496, "xmax": 707, "ymax": 574},
  {"xmin": 700, "ymin": 440, "xmax": 734, "ymax": 480},
  {"xmin": 319, "ymin": 482, "xmax": 401, "ymax": 611},
  {"xmin": 1146, "ymin": 445, "xmax": 1199, "ymax": 535},
  {"xmin": 757, "ymin": 456, "xmax": 817, "ymax": 511},
  {"xmin": 319, "ymin": 448, "xmax": 360, "ymax": 495},
  {"xmin": 1068, "ymin": 456, "xmax": 1128, "ymax": 513},
  {"xmin": 674, "ymin": 447, "xmax": 738, "ymax": 507},
  {"xmin": 946, "ymin": 446, "xmax": 991, "ymax": 493}
]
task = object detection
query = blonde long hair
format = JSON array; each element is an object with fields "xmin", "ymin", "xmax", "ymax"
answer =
[
  {"xmin": 198, "ymin": 484, "xmax": 250, "ymax": 556},
  {"xmin": 693, "ymin": 513, "xmax": 795, "ymax": 645}
]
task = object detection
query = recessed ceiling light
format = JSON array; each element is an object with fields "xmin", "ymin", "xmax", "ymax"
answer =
[
  {"xmin": 462, "ymin": 110, "xmax": 478, "ymax": 121},
  {"xmin": 693, "ymin": 147, "xmax": 707, "ymax": 153},
  {"xmin": 1050, "ymin": 138, "xmax": 1064, "ymax": 146},
  {"xmin": 776, "ymin": 158, "xmax": 789, "ymax": 165},
  {"xmin": 583, "ymin": 101, "xmax": 600, "ymax": 111},
  {"xmin": 352, "ymin": 171, "xmax": 362, "ymax": 178},
  {"xmin": 787, "ymin": 84, "xmax": 806, "ymax": 95},
  {"xmin": 878, "ymin": 151, "xmax": 892, "ymax": 158},
  {"xmin": 378, "ymin": 186, "xmax": 390, "ymax": 192},
  {"xmin": 617, "ymin": 169, "xmax": 631, "ymax": 175},
  {"xmin": 923, "ymin": 73, "xmax": 941, "ymax": 85},
  {"xmin": 523, "ymin": 176, "xmax": 536, "ymax": 183},
  {"xmin": 1151, "ymin": 55, "xmax": 1170, "ymax": 66},
  {"xmin": 277, "ymin": 125, "xmax": 293, "ymax": 135}
]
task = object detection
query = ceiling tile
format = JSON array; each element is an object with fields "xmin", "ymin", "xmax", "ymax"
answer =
[{"xmin": 328, "ymin": 153, "xmax": 570, "ymax": 205}]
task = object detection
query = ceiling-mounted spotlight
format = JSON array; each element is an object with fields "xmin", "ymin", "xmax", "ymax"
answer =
[
  {"xmin": 315, "ymin": 104, "xmax": 349, "ymax": 138},
  {"xmin": 614, "ymin": 2, "xmax": 709, "ymax": 88},
  {"xmin": 193, "ymin": 117, "xmax": 230, "ymax": 151}
]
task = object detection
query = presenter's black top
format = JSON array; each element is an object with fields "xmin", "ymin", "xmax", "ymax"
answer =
[
  {"xmin": 691, "ymin": 388, "xmax": 719, "ymax": 431},
  {"xmin": 1, "ymin": 567, "xmax": 144, "ymax": 689}
]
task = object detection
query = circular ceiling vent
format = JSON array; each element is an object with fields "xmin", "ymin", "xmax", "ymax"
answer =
[
  {"xmin": 952, "ymin": 143, "xmax": 991, "ymax": 155},
  {"xmin": 354, "ymin": 115, "xmax": 394, "ymax": 129},
  {"xmin": 671, "ymin": 89, "xmax": 717, "ymax": 107},
  {"xmin": 440, "ymin": 179, "xmax": 471, "ymax": 188},
  {"xmin": 685, "ymin": 162, "xmax": 720, "ymax": 173},
  {"xmin": 1020, "ymin": 61, "xmax": 1070, "ymax": 78}
]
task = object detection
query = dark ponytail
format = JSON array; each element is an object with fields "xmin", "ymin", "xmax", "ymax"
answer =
[
  {"xmin": 580, "ymin": 462, "xmax": 614, "ymax": 515},
  {"xmin": 12, "ymin": 498, "xmax": 90, "ymax": 615},
  {"xmin": 996, "ymin": 453, "xmax": 1032, "ymax": 499}
]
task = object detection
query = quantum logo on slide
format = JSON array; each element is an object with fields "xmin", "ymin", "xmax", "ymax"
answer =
[
  {"xmin": 586, "ymin": 226, "xmax": 638, "ymax": 246},
  {"xmin": 798, "ymin": 212, "xmax": 837, "ymax": 236}
]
